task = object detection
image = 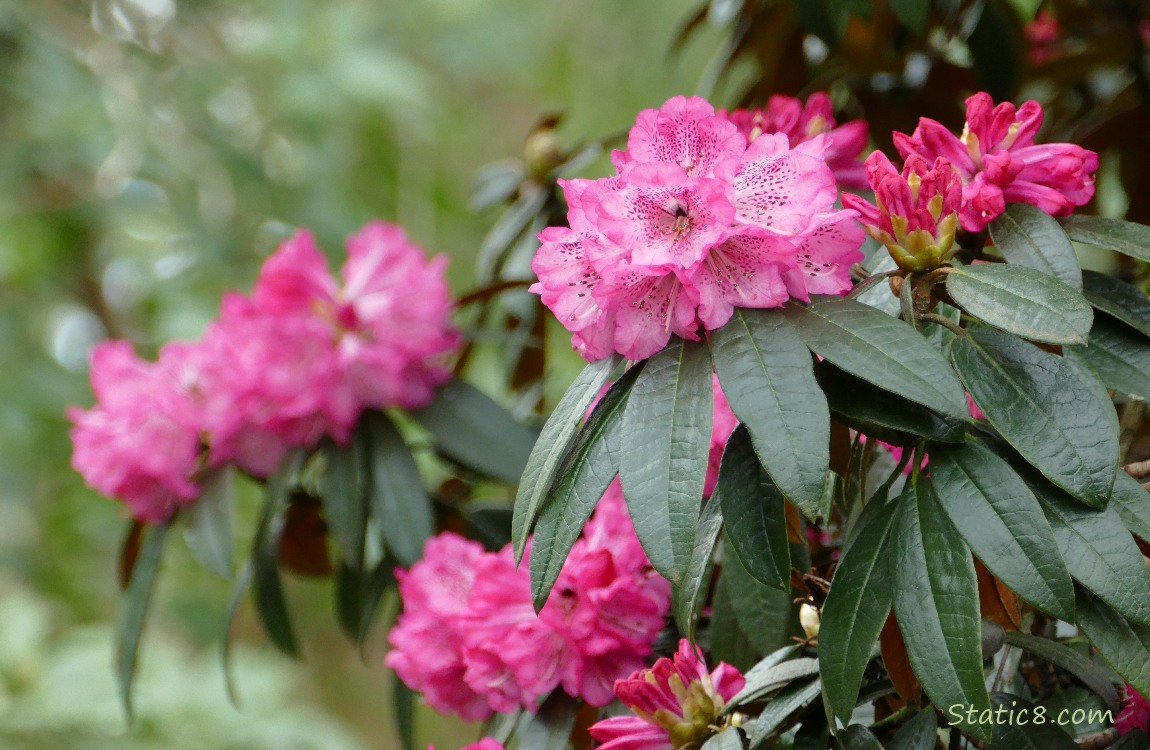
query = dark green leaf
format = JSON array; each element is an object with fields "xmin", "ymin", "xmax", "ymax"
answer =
[
  {"xmin": 783, "ymin": 297, "xmax": 969, "ymax": 420},
  {"xmin": 1035, "ymin": 481, "xmax": 1150, "ymax": 626},
  {"xmin": 250, "ymin": 452, "xmax": 303, "ymax": 657},
  {"xmin": 720, "ymin": 537, "xmax": 796, "ymax": 657},
  {"xmin": 819, "ymin": 497, "xmax": 899, "ymax": 725},
  {"xmin": 747, "ymin": 678, "xmax": 822, "ymax": 748},
  {"xmin": 530, "ymin": 362, "xmax": 641, "ymax": 610},
  {"xmin": 1002, "ymin": 630, "xmax": 1120, "ymax": 709},
  {"xmin": 515, "ymin": 691, "xmax": 579, "ymax": 750},
  {"xmin": 892, "ymin": 477, "xmax": 991, "ymax": 741},
  {"xmin": 1072, "ymin": 587, "xmax": 1150, "ymax": 698},
  {"xmin": 1082, "ymin": 270, "xmax": 1150, "ymax": 338},
  {"xmin": 890, "ymin": 0, "xmax": 929, "ymax": 33},
  {"xmin": 730, "ymin": 656, "xmax": 820, "ymax": 707},
  {"xmin": 334, "ymin": 563, "xmax": 365, "ymax": 641},
  {"xmin": 674, "ymin": 494, "xmax": 723, "ymax": 639},
  {"xmin": 1060, "ymin": 215, "xmax": 1150, "ymax": 263},
  {"xmin": 360, "ymin": 411, "xmax": 433, "ymax": 566},
  {"xmin": 476, "ymin": 185, "xmax": 548, "ymax": 279},
  {"xmin": 816, "ymin": 361, "xmax": 965, "ymax": 444},
  {"xmin": 701, "ymin": 727, "xmax": 743, "ymax": 750},
  {"xmin": 930, "ymin": 441, "xmax": 1075, "ymax": 620},
  {"xmin": 1112, "ymin": 469, "xmax": 1150, "ymax": 543},
  {"xmin": 115, "ymin": 519, "xmax": 170, "ymax": 719},
  {"xmin": 393, "ymin": 676, "xmax": 416, "ymax": 750},
  {"xmin": 840, "ymin": 725, "xmax": 883, "ymax": 750},
  {"xmin": 620, "ymin": 338, "xmax": 713, "ymax": 584},
  {"xmin": 951, "ymin": 327, "xmax": 1119, "ymax": 508},
  {"xmin": 718, "ymin": 425, "xmax": 790, "ymax": 590},
  {"xmin": 945, "ymin": 264, "xmax": 1092, "ymax": 344},
  {"xmin": 321, "ymin": 439, "xmax": 366, "ymax": 570},
  {"xmin": 221, "ymin": 563, "xmax": 252, "ymax": 707},
  {"xmin": 710, "ymin": 568, "xmax": 764, "ymax": 672},
  {"xmin": 967, "ymin": 1, "xmax": 1020, "ymax": 101},
  {"xmin": 989, "ymin": 693, "xmax": 1079, "ymax": 749},
  {"xmin": 513, "ymin": 355, "xmax": 620, "ymax": 560},
  {"xmin": 856, "ymin": 249, "xmax": 901, "ymax": 316},
  {"xmin": 1065, "ymin": 316, "xmax": 1150, "ymax": 401},
  {"xmin": 989, "ymin": 203, "xmax": 1083, "ymax": 290},
  {"xmin": 888, "ymin": 709, "xmax": 938, "ymax": 750},
  {"xmin": 1111, "ymin": 730, "xmax": 1150, "ymax": 749},
  {"xmin": 413, "ymin": 380, "xmax": 540, "ymax": 484},
  {"xmin": 470, "ymin": 159, "xmax": 525, "ymax": 213},
  {"xmin": 356, "ymin": 558, "xmax": 396, "ymax": 655},
  {"xmin": 711, "ymin": 308, "xmax": 829, "ymax": 518},
  {"xmin": 183, "ymin": 465, "xmax": 234, "ymax": 578}
]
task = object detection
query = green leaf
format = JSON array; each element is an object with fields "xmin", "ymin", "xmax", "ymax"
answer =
[
  {"xmin": 355, "ymin": 558, "xmax": 396, "ymax": 654},
  {"xmin": 930, "ymin": 441, "xmax": 1075, "ymax": 620},
  {"xmin": 221, "ymin": 563, "xmax": 252, "ymax": 707},
  {"xmin": 250, "ymin": 452, "xmax": 303, "ymax": 657},
  {"xmin": 1002, "ymin": 631, "xmax": 1120, "ymax": 709},
  {"xmin": 819, "ymin": 497, "xmax": 898, "ymax": 725},
  {"xmin": 747, "ymin": 678, "xmax": 822, "ymax": 748},
  {"xmin": 530, "ymin": 362, "xmax": 642, "ymax": 610},
  {"xmin": 1032, "ymin": 478, "xmax": 1150, "ymax": 626},
  {"xmin": 393, "ymin": 676, "xmax": 416, "ymax": 750},
  {"xmin": 701, "ymin": 727, "xmax": 743, "ymax": 750},
  {"xmin": 1073, "ymin": 587, "xmax": 1150, "ymax": 699},
  {"xmin": 888, "ymin": 710, "xmax": 938, "ymax": 750},
  {"xmin": 1112, "ymin": 469, "xmax": 1150, "ymax": 543},
  {"xmin": 783, "ymin": 297, "xmax": 969, "ymax": 420},
  {"xmin": 413, "ymin": 379, "xmax": 540, "ymax": 484},
  {"xmin": 513, "ymin": 355, "xmax": 620, "ymax": 560},
  {"xmin": 840, "ymin": 725, "xmax": 884, "ymax": 750},
  {"xmin": 988, "ymin": 693, "xmax": 1080, "ymax": 749},
  {"xmin": 1081, "ymin": 270, "xmax": 1150, "ymax": 338},
  {"xmin": 892, "ymin": 476, "xmax": 991, "ymax": 741},
  {"xmin": 516, "ymin": 691, "xmax": 579, "ymax": 750},
  {"xmin": 945, "ymin": 263, "xmax": 1092, "ymax": 344},
  {"xmin": 115, "ymin": 519, "xmax": 170, "ymax": 719},
  {"xmin": 321, "ymin": 439, "xmax": 366, "ymax": 570},
  {"xmin": 889, "ymin": 0, "xmax": 929, "ymax": 33},
  {"xmin": 674, "ymin": 494, "xmax": 723, "ymax": 639},
  {"xmin": 1060, "ymin": 215, "xmax": 1150, "ymax": 263},
  {"xmin": 989, "ymin": 203, "xmax": 1083, "ymax": 290},
  {"xmin": 721, "ymin": 537, "xmax": 795, "ymax": 657},
  {"xmin": 711, "ymin": 308, "xmax": 829, "ymax": 519},
  {"xmin": 951, "ymin": 327, "xmax": 1119, "ymax": 508},
  {"xmin": 710, "ymin": 567, "xmax": 765, "ymax": 671},
  {"xmin": 182, "ymin": 465, "xmax": 233, "ymax": 578},
  {"xmin": 1065, "ymin": 316, "xmax": 1150, "ymax": 401},
  {"xmin": 730, "ymin": 656, "xmax": 820, "ymax": 707},
  {"xmin": 815, "ymin": 361, "xmax": 965, "ymax": 445},
  {"xmin": 717, "ymin": 425, "xmax": 790, "ymax": 590},
  {"xmin": 359, "ymin": 411, "xmax": 433, "ymax": 567},
  {"xmin": 333, "ymin": 563, "xmax": 366, "ymax": 641},
  {"xmin": 620, "ymin": 338, "xmax": 713, "ymax": 584}
]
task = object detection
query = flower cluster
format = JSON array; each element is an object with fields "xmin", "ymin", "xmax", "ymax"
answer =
[
  {"xmin": 893, "ymin": 93, "xmax": 1098, "ymax": 231},
  {"xmin": 385, "ymin": 483, "xmax": 671, "ymax": 721},
  {"xmin": 720, "ymin": 91, "xmax": 870, "ymax": 189},
  {"xmin": 69, "ymin": 222, "xmax": 458, "ymax": 522},
  {"xmin": 530, "ymin": 95, "xmax": 866, "ymax": 362},
  {"xmin": 589, "ymin": 639, "xmax": 745, "ymax": 750}
]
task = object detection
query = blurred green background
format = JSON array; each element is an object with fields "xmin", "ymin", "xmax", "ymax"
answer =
[{"xmin": 0, "ymin": 0, "xmax": 727, "ymax": 747}]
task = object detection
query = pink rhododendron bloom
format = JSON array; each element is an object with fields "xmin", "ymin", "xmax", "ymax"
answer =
[
  {"xmin": 386, "ymin": 483, "xmax": 670, "ymax": 720},
  {"xmin": 624, "ymin": 95, "xmax": 746, "ymax": 178},
  {"xmin": 893, "ymin": 93, "xmax": 1098, "ymax": 231},
  {"xmin": 842, "ymin": 152, "xmax": 962, "ymax": 271},
  {"xmin": 1025, "ymin": 9, "xmax": 1061, "ymax": 65},
  {"xmin": 68, "ymin": 341, "xmax": 203, "ymax": 523},
  {"xmin": 1117, "ymin": 685, "xmax": 1150, "ymax": 735},
  {"xmin": 721, "ymin": 92, "xmax": 870, "ymax": 189},
  {"xmin": 588, "ymin": 639, "xmax": 745, "ymax": 750},
  {"xmin": 705, "ymin": 375, "xmax": 739, "ymax": 496}
]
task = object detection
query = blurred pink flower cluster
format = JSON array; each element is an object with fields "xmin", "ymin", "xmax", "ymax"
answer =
[
  {"xmin": 69, "ymin": 222, "xmax": 458, "ymax": 523},
  {"xmin": 893, "ymin": 93, "xmax": 1097, "ymax": 231},
  {"xmin": 531, "ymin": 95, "xmax": 866, "ymax": 362},
  {"xmin": 386, "ymin": 484, "xmax": 671, "ymax": 721},
  {"xmin": 589, "ymin": 638, "xmax": 745, "ymax": 750}
]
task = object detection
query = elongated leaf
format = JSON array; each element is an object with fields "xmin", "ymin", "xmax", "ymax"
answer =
[
  {"xmin": 1002, "ymin": 631, "xmax": 1120, "ymax": 709},
  {"xmin": 990, "ymin": 203, "xmax": 1082, "ymax": 290},
  {"xmin": 815, "ymin": 362, "xmax": 965, "ymax": 444},
  {"xmin": 250, "ymin": 452, "xmax": 303, "ymax": 657},
  {"xmin": 892, "ymin": 477, "xmax": 991, "ymax": 741},
  {"xmin": 183, "ymin": 465, "xmax": 234, "ymax": 578},
  {"xmin": 889, "ymin": 709, "xmax": 938, "ymax": 750},
  {"xmin": 674, "ymin": 494, "xmax": 723, "ymax": 639},
  {"xmin": 321, "ymin": 439, "xmax": 366, "ymax": 570},
  {"xmin": 711, "ymin": 308, "xmax": 829, "ymax": 518},
  {"xmin": 1033, "ymin": 478, "xmax": 1150, "ymax": 625},
  {"xmin": 857, "ymin": 248, "xmax": 901, "ymax": 316},
  {"xmin": 723, "ymin": 644, "xmax": 802, "ymax": 711},
  {"xmin": 841, "ymin": 725, "xmax": 883, "ymax": 750},
  {"xmin": 1065, "ymin": 316, "xmax": 1150, "ymax": 401},
  {"xmin": 393, "ymin": 676, "xmax": 416, "ymax": 750},
  {"xmin": 701, "ymin": 727, "xmax": 742, "ymax": 750},
  {"xmin": 730, "ymin": 657, "xmax": 820, "ymax": 707},
  {"xmin": 221, "ymin": 563, "xmax": 252, "ymax": 707},
  {"xmin": 748, "ymin": 678, "xmax": 822, "ymax": 748},
  {"xmin": 115, "ymin": 519, "xmax": 171, "ymax": 718},
  {"xmin": 721, "ymin": 537, "xmax": 795, "ymax": 657},
  {"xmin": 516, "ymin": 691, "xmax": 579, "ymax": 750},
  {"xmin": 783, "ymin": 297, "xmax": 969, "ymax": 419},
  {"xmin": 819, "ymin": 497, "xmax": 899, "ymax": 725},
  {"xmin": 930, "ymin": 441, "xmax": 1074, "ymax": 620},
  {"xmin": 413, "ymin": 380, "xmax": 540, "ymax": 484},
  {"xmin": 718, "ymin": 425, "xmax": 790, "ymax": 590},
  {"xmin": 951, "ymin": 327, "xmax": 1119, "ymax": 508},
  {"xmin": 988, "ymin": 693, "xmax": 1080, "ymax": 749},
  {"xmin": 1082, "ymin": 270, "xmax": 1150, "ymax": 338},
  {"xmin": 945, "ymin": 264, "xmax": 1092, "ymax": 344},
  {"xmin": 530, "ymin": 363, "xmax": 641, "ymax": 610},
  {"xmin": 1060, "ymin": 215, "xmax": 1150, "ymax": 263},
  {"xmin": 356, "ymin": 557, "xmax": 396, "ymax": 654},
  {"xmin": 360, "ymin": 411, "xmax": 433, "ymax": 566},
  {"xmin": 1113, "ymin": 469, "xmax": 1150, "ymax": 543},
  {"xmin": 1074, "ymin": 587, "xmax": 1150, "ymax": 697},
  {"xmin": 710, "ymin": 568, "xmax": 764, "ymax": 671},
  {"xmin": 513, "ymin": 355, "xmax": 620, "ymax": 560},
  {"xmin": 620, "ymin": 339, "xmax": 713, "ymax": 584},
  {"xmin": 334, "ymin": 563, "xmax": 365, "ymax": 641}
]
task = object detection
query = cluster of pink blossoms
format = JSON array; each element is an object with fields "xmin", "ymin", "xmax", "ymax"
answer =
[
  {"xmin": 386, "ymin": 484, "xmax": 671, "ymax": 721},
  {"xmin": 69, "ymin": 222, "xmax": 458, "ymax": 523},
  {"xmin": 1117, "ymin": 685, "xmax": 1150, "ymax": 735},
  {"xmin": 589, "ymin": 639, "xmax": 745, "ymax": 750},
  {"xmin": 531, "ymin": 94, "xmax": 866, "ymax": 362}
]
